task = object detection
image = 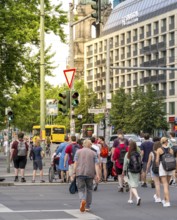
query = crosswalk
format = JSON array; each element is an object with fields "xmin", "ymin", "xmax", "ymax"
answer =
[{"xmin": 0, "ymin": 203, "xmax": 103, "ymax": 220}]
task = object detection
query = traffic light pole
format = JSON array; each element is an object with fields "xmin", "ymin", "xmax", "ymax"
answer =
[{"xmin": 7, "ymin": 122, "xmax": 11, "ymax": 173}]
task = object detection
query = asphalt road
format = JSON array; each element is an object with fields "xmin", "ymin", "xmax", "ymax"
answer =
[{"xmin": 0, "ymin": 182, "xmax": 177, "ymax": 220}]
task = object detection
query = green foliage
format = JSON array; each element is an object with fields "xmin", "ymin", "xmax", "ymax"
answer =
[{"xmin": 110, "ymin": 85, "xmax": 168, "ymax": 135}]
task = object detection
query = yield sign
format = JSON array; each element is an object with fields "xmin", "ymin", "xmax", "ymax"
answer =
[{"xmin": 63, "ymin": 68, "xmax": 76, "ymax": 89}]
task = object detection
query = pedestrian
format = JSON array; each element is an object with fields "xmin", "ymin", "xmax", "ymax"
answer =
[
  {"xmin": 146, "ymin": 141, "xmax": 162, "ymax": 203},
  {"xmin": 140, "ymin": 133, "xmax": 153, "ymax": 187},
  {"xmin": 156, "ymin": 137, "xmax": 175, "ymax": 207},
  {"xmin": 73, "ymin": 139, "xmax": 100, "ymax": 212},
  {"xmin": 98, "ymin": 136, "xmax": 109, "ymax": 182},
  {"xmin": 56, "ymin": 135, "xmax": 70, "ymax": 183},
  {"xmin": 112, "ymin": 133, "xmax": 128, "ymax": 192},
  {"xmin": 123, "ymin": 141, "xmax": 141, "ymax": 206},
  {"xmin": 64, "ymin": 136, "xmax": 80, "ymax": 182},
  {"xmin": 90, "ymin": 136, "xmax": 101, "ymax": 191},
  {"xmin": 31, "ymin": 137, "xmax": 45, "ymax": 183},
  {"xmin": 10, "ymin": 132, "xmax": 29, "ymax": 182}
]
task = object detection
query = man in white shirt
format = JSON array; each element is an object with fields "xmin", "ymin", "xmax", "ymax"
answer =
[{"xmin": 91, "ymin": 136, "xmax": 101, "ymax": 191}]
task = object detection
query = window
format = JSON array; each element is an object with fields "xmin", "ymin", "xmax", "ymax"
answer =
[{"xmin": 169, "ymin": 102, "xmax": 175, "ymax": 115}]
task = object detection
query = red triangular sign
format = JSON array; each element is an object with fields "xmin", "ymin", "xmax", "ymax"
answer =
[{"xmin": 63, "ymin": 68, "xmax": 76, "ymax": 89}]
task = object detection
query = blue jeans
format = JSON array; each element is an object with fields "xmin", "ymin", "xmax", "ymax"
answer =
[{"xmin": 76, "ymin": 176, "xmax": 93, "ymax": 208}]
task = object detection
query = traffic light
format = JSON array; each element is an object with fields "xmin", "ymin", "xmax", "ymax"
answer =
[
  {"xmin": 7, "ymin": 109, "xmax": 14, "ymax": 122},
  {"xmin": 91, "ymin": 0, "xmax": 101, "ymax": 24},
  {"xmin": 71, "ymin": 91, "xmax": 79, "ymax": 107},
  {"xmin": 58, "ymin": 91, "xmax": 70, "ymax": 114}
]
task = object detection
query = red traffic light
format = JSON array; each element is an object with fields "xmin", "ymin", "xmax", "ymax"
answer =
[{"xmin": 72, "ymin": 92, "xmax": 79, "ymax": 99}]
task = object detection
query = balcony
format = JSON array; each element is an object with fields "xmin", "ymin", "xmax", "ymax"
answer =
[
  {"xmin": 169, "ymin": 56, "xmax": 175, "ymax": 63},
  {"xmin": 115, "ymin": 55, "xmax": 119, "ymax": 61},
  {"xmin": 140, "ymin": 78, "xmax": 144, "ymax": 84},
  {"xmin": 151, "ymin": 44, "xmax": 158, "ymax": 51},
  {"xmin": 110, "ymin": 43, "xmax": 113, "ymax": 49},
  {"xmin": 140, "ymin": 33, "xmax": 144, "ymax": 39},
  {"xmin": 127, "ymin": 38, "xmax": 131, "ymax": 44},
  {"xmin": 146, "ymin": 31, "xmax": 151, "ymax": 38},
  {"xmin": 169, "ymin": 39, "xmax": 175, "ymax": 47},
  {"xmin": 169, "ymin": 23, "xmax": 175, "ymax": 30},
  {"xmin": 169, "ymin": 89, "xmax": 175, "ymax": 96},
  {"xmin": 95, "ymin": 73, "xmax": 100, "ymax": 79},
  {"xmin": 99, "ymin": 47, "xmax": 102, "ymax": 53},
  {"xmin": 110, "ymin": 84, "xmax": 113, "ymax": 90},
  {"xmin": 157, "ymin": 90, "xmax": 166, "ymax": 97},
  {"xmin": 87, "ymin": 75, "xmax": 93, "ymax": 81},
  {"xmin": 169, "ymin": 71, "xmax": 175, "ymax": 79},
  {"xmin": 115, "ymin": 42, "xmax": 119, "ymax": 47},
  {"xmin": 87, "ymin": 51, "xmax": 93, "ymax": 56},
  {"xmin": 158, "ymin": 42, "xmax": 166, "ymax": 50},
  {"xmin": 127, "ymin": 81, "xmax": 131, "ymax": 86},
  {"xmin": 94, "ymin": 49, "xmax": 97, "ymax": 54},
  {"xmin": 115, "ymin": 83, "xmax": 119, "ymax": 88},
  {"xmin": 87, "ymin": 63, "xmax": 93, "ymax": 68},
  {"xmin": 151, "ymin": 75, "xmax": 158, "ymax": 82},
  {"xmin": 158, "ymin": 74, "xmax": 166, "ymax": 81},
  {"xmin": 133, "ymin": 79, "xmax": 137, "ymax": 85},
  {"xmin": 143, "ymin": 46, "xmax": 151, "ymax": 54},
  {"xmin": 127, "ymin": 52, "xmax": 131, "ymax": 58},
  {"xmin": 133, "ymin": 35, "xmax": 138, "ymax": 41},
  {"xmin": 95, "ymin": 86, "xmax": 100, "ymax": 92},
  {"xmin": 121, "ymin": 82, "xmax": 125, "ymax": 87},
  {"xmin": 133, "ymin": 50, "xmax": 137, "ymax": 56},
  {"xmin": 121, "ymin": 54, "xmax": 125, "ymax": 60},
  {"xmin": 101, "ymin": 72, "xmax": 106, "ymax": 78},
  {"xmin": 161, "ymin": 26, "xmax": 166, "ymax": 33},
  {"xmin": 121, "ymin": 39, "xmax": 125, "ymax": 45},
  {"xmin": 154, "ymin": 28, "xmax": 159, "ymax": 35},
  {"xmin": 101, "ymin": 85, "xmax": 106, "ymax": 90},
  {"xmin": 158, "ymin": 57, "xmax": 166, "ymax": 65}
]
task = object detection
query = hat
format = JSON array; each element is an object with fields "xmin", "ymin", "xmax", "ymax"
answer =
[{"xmin": 160, "ymin": 137, "xmax": 168, "ymax": 144}]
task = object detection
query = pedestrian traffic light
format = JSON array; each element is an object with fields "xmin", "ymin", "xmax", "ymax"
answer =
[
  {"xmin": 91, "ymin": 0, "xmax": 101, "ymax": 24},
  {"xmin": 7, "ymin": 109, "xmax": 14, "ymax": 122},
  {"xmin": 71, "ymin": 91, "xmax": 79, "ymax": 107},
  {"xmin": 58, "ymin": 91, "xmax": 70, "ymax": 114}
]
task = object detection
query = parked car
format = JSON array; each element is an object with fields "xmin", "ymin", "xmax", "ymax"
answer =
[{"xmin": 109, "ymin": 134, "xmax": 142, "ymax": 148}]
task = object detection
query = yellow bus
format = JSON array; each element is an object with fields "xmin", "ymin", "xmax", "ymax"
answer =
[{"xmin": 32, "ymin": 125, "xmax": 66, "ymax": 143}]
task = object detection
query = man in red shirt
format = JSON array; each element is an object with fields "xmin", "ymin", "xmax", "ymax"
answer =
[{"xmin": 64, "ymin": 136, "xmax": 80, "ymax": 182}]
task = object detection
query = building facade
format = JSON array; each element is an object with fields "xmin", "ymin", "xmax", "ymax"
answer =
[{"xmin": 84, "ymin": 0, "xmax": 177, "ymax": 130}]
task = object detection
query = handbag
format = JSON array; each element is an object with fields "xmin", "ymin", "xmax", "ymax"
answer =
[{"xmin": 69, "ymin": 178, "xmax": 78, "ymax": 194}]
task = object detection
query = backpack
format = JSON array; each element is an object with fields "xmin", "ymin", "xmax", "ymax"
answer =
[
  {"xmin": 128, "ymin": 151, "xmax": 142, "ymax": 173},
  {"xmin": 71, "ymin": 144, "xmax": 80, "ymax": 161},
  {"xmin": 152, "ymin": 152, "xmax": 159, "ymax": 174},
  {"xmin": 119, "ymin": 146, "xmax": 127, "ymax": 164},
  {"xmin": 161, "ymin": 147, "xmax": 176, "ymax": 171},
  {"xmin": 17, "ymin": 141, "xmax": 27, "ymax": 156},
  {"xmin": 100, "ymin": 145, "xmax": 109, "ymax": 158}
]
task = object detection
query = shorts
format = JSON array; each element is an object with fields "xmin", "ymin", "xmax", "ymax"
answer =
[
  {"xmin": 142, "ymin": 162, "xmax": 148, "ymax": 172},
  {"xmin": 159, "ymin": 162, "xmax": 173, "ymax": 177},
  {"xmin": 13, "ymin": 156, "xmax": 27, "ymax": 169},
  {"xmin": 115, "ymin": 167, "xmax": 123, "ymax": 175},
  {"xmin": 33, "ymin": 160, "xmax": 43, "ymax": 170},
  {"xmin": 69, "ymin": 164, "xmax": 74, "ymax": 177},
  {"xmin": 100, "ymin": 157, "xmax": 107, "ymax": 164}
]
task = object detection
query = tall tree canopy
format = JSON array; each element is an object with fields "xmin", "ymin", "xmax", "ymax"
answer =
[{"xmin": 0, "ymin": 0, "xmax": 68, "ymax": 128}]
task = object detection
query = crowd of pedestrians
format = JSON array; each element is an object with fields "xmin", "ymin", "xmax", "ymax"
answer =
[{"xmin": 2, "ymin": 130, "xmax": 177, "ymax": 212}]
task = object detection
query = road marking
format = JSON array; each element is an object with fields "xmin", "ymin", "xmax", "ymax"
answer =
[{"xmin": 0, "ymin": 204, "xmax": 103, "ymax": 220}]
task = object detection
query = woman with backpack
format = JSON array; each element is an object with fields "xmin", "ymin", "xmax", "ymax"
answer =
[
  {"xmin": 146, "ymin": 141, "xmax": 162, "ymax": 203},
  {"xmin": 156, "ymin": 137, "xmax": 175, "ymax": 207},
  {"xmin": 123, "ymin": 141, "xmax": 141, "ymax": 206}
]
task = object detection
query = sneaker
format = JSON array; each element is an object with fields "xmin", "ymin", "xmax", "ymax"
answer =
[
  {"xmin": 80, "ymin": 200, "xmax": 86, "ymax": 212},
  {"xmin": 163, "ymin": 202, "xmax": 171, "ymax": 207},
  {"xmin": 169, "ymin": 179, "xmax": 173, "ymax": 185},
  {"xmin": 153, "ymin": 194, "xmax": 157, "ymax": 201},
  {"xmin": 93, "ymin": 183, "xmax": 98, "ymax": 191},
  {"xmin": 118, "ymin": 187, "xmax": 124, "ymax": 192},
  {"xmin": 128, "ymin": 199, "xmax": 133, "ymax": 204},
  {"xmin": 141, "ymin": 183, "xmax": 147, "ymax": 187},
  {"xmin": 155, "ymin": 198, "xmax": 162, "ymax": 203},
  {"xmin": 40, "ymin": 180, "xmax": 45, "ymax": 183},
  {"xmin": 85, "ymin": 208, "xmax": 90, "ymax": 212},
  {"xmin": 151, "ymin": 181, "xmax": 155, "ymax": 188},
  {"xmin": 21, "ymin": 178, "xmax": 26, "ymax": 183},
  {"xmin": 137, "ymin": 197, "xmax": 141, "ymax": 206}
]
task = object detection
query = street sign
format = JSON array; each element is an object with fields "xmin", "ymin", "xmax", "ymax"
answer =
[
  {"xmin": 88, "ymin": 108, "xmax": 105, "ymax": 114},
  {"xmin": 106, "ymin": 102, "xmax": 112, "ymax": 109},
  {"xmin": 46, "ymin": 99, "xmax": 58, "ymax": 116},
  {"xmin": 63, "ymin": 68, "xmax": 76, "ymax": 89}
]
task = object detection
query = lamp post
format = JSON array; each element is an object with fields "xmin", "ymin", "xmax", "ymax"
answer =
[{"xmin": 40, "ymin": 0, "xmax": 45, "ymax": 148}]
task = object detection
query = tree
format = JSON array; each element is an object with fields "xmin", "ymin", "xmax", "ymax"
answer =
[
  {"xmin": 0, "ymin": 0, "xmax": 68, "ymax": 126},
  {"xmin": 110, "ymin": 85, "xmax": 168, "ymax": 135}
]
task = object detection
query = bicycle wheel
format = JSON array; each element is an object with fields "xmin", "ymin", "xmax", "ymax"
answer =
[{"xmin": 48, "ymin": 166, "xmax": 55, "ymax": 183}]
